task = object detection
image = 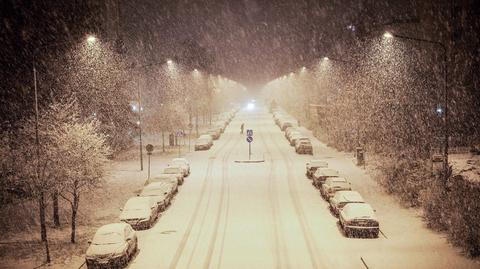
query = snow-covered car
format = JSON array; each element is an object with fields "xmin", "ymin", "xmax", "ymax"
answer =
[
  {"xmin": 288, "ymin": 133, "xmax": 303, "ymax": 146},
  {"xmin": 312, "ymin": 168, "xmax": 339, "ymax": 187},
  {"xmin": 291, "ymin": 135, "xmax": 308, "ymax": 147},
  {"xmin": 144, "ymin": 174, "xmax": 179, "ymax": 186},
  {"xmin": 284, "ymin": 126, "xmax": 296, "ymax": 138},
  {"xmin": 295, "ymin": 139, "xmax": 313, "ymax": 154},
  {"xmin": 119, "ymin": 197, "xmax": 158, "ymax": 230},
  {"xmin": 321, "ymin": 177, "xmax": 352, "ymax": 200},
  {"xmin": 195, "ymin": 135, "xmax": 213, "ymax": 151},
  {"xmin": 281, "ymin": 120, "xmax": 294, "ymax": 131},
  {"xmin": 207, "ymin": 128, "xmax": 221, "ymax": 140},
  {"xmin": 139, "ymin": 182, "xmax": 176, "ymax": 210},
  {"xmin": 305, "ymin": 160, "xmax": 328, "ymax": 178},
  {"xmin": 85, "ymin": 223, "xmax": 137, "ymax": 269},
  {"xmin": 163, "ymin": 166, "xmax": 185, "ymax": 184},
  {"xmin": 329, "ymin": 190, "xmax": 365, "ymax": 216},
  {"xmin": 339, "ymin": 203, "xmax": 379, "ymax": 238},
  {"xmin": 170, "ymin": 157, "xmax": 190, "ymax": 176},
  {"xmin": 286, "ymin": 130, "xmax": 300, "ymax": 142}
]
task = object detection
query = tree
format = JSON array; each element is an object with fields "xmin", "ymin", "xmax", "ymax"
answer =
[{"xmin": 55, "ymin": 119, "xmax": 110, "ymax": 243}]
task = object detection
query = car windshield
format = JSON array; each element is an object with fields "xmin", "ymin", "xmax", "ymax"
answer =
[
  {"xmin": 164, "ymin": 167, "xmax": 180, "ymax": 174},
  {"xmin": 92, "ymin": 231, "xmax": 123, "ymax": 245}
]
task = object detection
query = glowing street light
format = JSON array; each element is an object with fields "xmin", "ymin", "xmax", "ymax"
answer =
[
  {"xmin": 323, "ymin": 56, "xmax": 329, "ymax": 61},
  {"xmin": 167, "ymin": 59, "xmax": 173, "ymax": 65},
  {"xmin": 86, "ymin": 35, "xmax": 97, "ymax": 44},
  {"xmin": 383, "ymin": 31, "xmax": 394, "ymax": 39}
]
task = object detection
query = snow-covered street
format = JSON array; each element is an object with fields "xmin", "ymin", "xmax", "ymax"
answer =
[{"xmin": 124, "ymin": 107, "xmax": 479, "ymax": 269}]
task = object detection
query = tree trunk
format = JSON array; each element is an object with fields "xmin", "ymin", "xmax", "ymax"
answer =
[
  {"xmin": 52, "ymin": 192, "xmax": 60, "ymax": 227},
  {"xmin": 39, "ymin": 193, "xmax": 51, "ymax": 262},
  {"xmin": 71, "ymin": 193, "xmax": 79, "ymax": 243}
]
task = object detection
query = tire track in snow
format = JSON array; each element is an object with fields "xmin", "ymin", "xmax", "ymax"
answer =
[
  {"xmin": 265, "ymin": 115, "xmax": 328, "ymax": 269},
  {"xmin": 202, "ymin": 132, "xmax": 236, "ymax": 269},
  {"xmin": 167, "ymin": 131, "xmax": 235, "ymax": 269},
  {"xmin": 258, "ymin": 121, "xmax": 290, "ymax": 269}
]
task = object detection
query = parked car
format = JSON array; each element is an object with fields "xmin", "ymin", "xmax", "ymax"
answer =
[
  {"xmin": 286, "ymin": 130, "xmax": 301, "ymax": 142},
  {"xmin": 291, "ymin": 135, "xmax": 309, "ymax": 147},
  {"xmin": 321, "ymin": 177, "xmax": 352, "ymax": 200},
  {"xmin": 284, "ymin": 126, "xmax": 296, "ymax": 138},
  {"xmin": 207, "ymin": 128, "xmax": 221, "ymax": 140},
  {"xmin": 170, "ymin": 157, "xmax": 190, "ymax": 176},
  {"xmin": 288, "ymin": 133, "xmax": 303, "ymax": 146},
  {"xmin": 144, "ymin": 174, "xmax": 179, "ymax": 187},
  {"xmin": 312, "ymin": 168, "xmax": 339, "ymax": 187},
  {"xmin": 329, "ymin": 191, "xmax": 365, "ymax": 216},
  {"xmin": 339, "ymin": 203, "xmax": 379, "ymax": 238},
  {"xmin": 195, "ymin": 135, "xmax": 213, "ymax": 151},
  {"xmin": 305, "ymin": 160, "xmax": 328, "ymax": 178},
  {"xmin": 139, "ymin": 182, "xmax": 175, "ymax": 210},
  {"xmin": 295, "ymin": 139, "xmax": 313, "ymax": 154},
  {"xmin": 119, "ymin": 197, "xmax": 158, "ymax": 230},
  {"xmin": 85, "ymin": 223, "xmax": 137, "ymax": 269},
  {"xmin": 281, "ymin": 121, "xmax": 294, "ymax": 131},
  {"xmin": 162, "ymin": 166, "xmax": 185, "ymax": 184}
]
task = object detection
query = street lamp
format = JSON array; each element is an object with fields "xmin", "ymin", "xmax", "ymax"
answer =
[
  {"xmin": 383, "ymin": 31, "xmax": 449, "ymax": 176},
  {"xmin": 86, "ymin": 35, "xmax": 97, "ymax": 44},
  {"xmin": 31, "ymin": 33, "xmax": 111, "ymax": 263}
]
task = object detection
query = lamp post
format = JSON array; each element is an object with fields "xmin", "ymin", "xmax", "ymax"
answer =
[
  {"xmin": 31, "ymin": 33, "xmax": 109, "ymax": 264},
  {"xmin": 383, "ymin": 31, "xmax": 449, "ymax": 175}
]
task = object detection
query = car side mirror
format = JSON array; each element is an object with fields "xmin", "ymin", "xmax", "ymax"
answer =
[
  {"xmin": 88, "ymin": 240, "xmax": 92, "ymax": 244},
  {"xmin": 164, "ymin": 192, "xmax": 168, "ymax": 195},
  {"xmin": 119, "ymin": 208, "xmax": 123, "ymax": 211},
  {"xmin": 126, "ymin": 238, "xmax": 131, "ymax": 242}
]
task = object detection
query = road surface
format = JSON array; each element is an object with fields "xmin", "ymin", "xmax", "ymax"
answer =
[{"xmin": 128, "ymin": 107, "xmax": 479, "ymax": 269}]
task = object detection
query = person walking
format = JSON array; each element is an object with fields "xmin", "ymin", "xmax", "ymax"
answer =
[{"xmin": 240, "ymin": 123, "xmax": 244, "ymax": 134}]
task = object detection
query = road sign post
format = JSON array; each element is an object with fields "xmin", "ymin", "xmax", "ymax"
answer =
[
  {"xmin": 246, "ymin": 129, "xmax": 253, "ymax": 160},
  {"xmin": 145, "ymin": 144, "xmax": 154, "ymax": 179}
]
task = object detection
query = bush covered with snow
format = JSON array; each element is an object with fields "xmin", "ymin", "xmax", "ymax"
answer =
[{"xmin": 377, "ymin": 155, "xmax": 431, "ymax": 207}]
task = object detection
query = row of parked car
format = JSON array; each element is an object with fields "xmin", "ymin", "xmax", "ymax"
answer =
[
  {"xmin": 272, "ymin": 110, "xmax": 313, "ymax": 154},
  {"xmin": 270, "ymin": 109, "xmax": 379, "ymax": 238},
  {"xmin": 84, "ymin": 158, "xmax": 191, "ymax": 268},
  {"xmin": 305, "ymin": 160, "xmax": 380, "ymax": 238},
  {"xmin": 194, "ymin": 109, "xmax": 238, "ymax": 151}
]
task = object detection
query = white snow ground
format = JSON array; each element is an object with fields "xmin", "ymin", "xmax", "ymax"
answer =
[{"xmin": 123, "ymin": 106, "xmax": 479, "ymax": 269}]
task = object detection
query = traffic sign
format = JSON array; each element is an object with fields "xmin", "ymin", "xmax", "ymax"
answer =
[
  {"xmin": 246, "ymin": 129, "xmax": 253, "ymax": 137},
  {"xmin": 146, "ymin": 144, "xmax": 154, "ymax": 154},
  {"xmin": 246, "ymin": 136, "xmax": 253, "ymax": 143}
]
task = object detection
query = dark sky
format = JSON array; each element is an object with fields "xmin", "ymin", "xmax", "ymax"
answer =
[{"xmin": 122, "ymin": 0, "xmax": 355, "ymax": 87}]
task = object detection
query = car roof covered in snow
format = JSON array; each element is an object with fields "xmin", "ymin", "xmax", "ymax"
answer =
[
  {"xmin": 315, "ymin": 168, "xmax": 339, "ymax": 177},
  {"xmin": 342, "ymin": 203, "xmax": 376, "ymax": 219},
  {"xmin": 164, "ymin": 167, "xmax": 182, "ymax": 173},
  {"xmin": 333, "ymin": 191, "xmax": 364, "ymax": 203},
  {"xmin": 124, "ymin": 196, "xmax": 154, "ymax": 209}
]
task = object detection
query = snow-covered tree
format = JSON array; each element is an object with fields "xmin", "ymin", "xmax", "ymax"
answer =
[{"xmin": 55, "ymin": 119, "xmax": 110, "ymax": 243}]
